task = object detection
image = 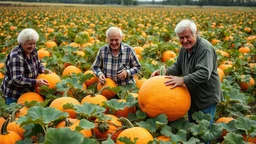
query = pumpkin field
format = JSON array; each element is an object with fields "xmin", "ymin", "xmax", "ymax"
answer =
[{"xmin": 0, "ymin": 4, "xmax": 256, "ymax": 144}]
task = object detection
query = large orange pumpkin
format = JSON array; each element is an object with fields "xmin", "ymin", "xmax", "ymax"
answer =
[
  {"xmin": 17, "ymin": 92, "xmax": 44, "ymax": 106},
  {"xmin": 49, "ymin": 97, "xmax": 80, "ymax": 118},
  {"xmin": 35, "ymin": 73, "xmax": 61, "ymax": 93},
  {"xmin": 96, "ymin": 78, "xmax": 117, "ymax": 99},
  {"xmin": 138, "ymin": 76, "xmax": 191, "ymax": 121}
]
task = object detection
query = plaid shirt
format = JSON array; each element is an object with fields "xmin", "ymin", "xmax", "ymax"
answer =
[
  {"xmin": 1, "ymin": 45, "xmax": 45, "ymax": 100},
  {"xmin": 92, "ymin": 43, "xmax": 141, "ymax": 86}
]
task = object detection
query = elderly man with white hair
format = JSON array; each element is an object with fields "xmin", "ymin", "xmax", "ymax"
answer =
[
  {"xmin": 151, "ymin": 19, "xmax": 222, "ymax": 127},
  {"xmin": 1, "ymin": 28, "xmax": 50, "ymax": 104},
  {"xmin": 92, "ymin": 26, "xmax": 141, "ymax": 86}
]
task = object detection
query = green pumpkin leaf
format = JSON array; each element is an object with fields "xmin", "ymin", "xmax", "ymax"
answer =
[
  {"xmin": 103, "ymin": 99, "xmax": 131, "ymax": 111},
  {"xmin": 44, "ymin": 127, "xmax": 84, "ymax": 144},
  {"xmin": 191, "ymin": 111, "xmax": 212, "ymax": 123},
  {"xmin": 222, "ymin": 132, "xmax": 247, "ymax": 144},
  {"xmin": 74, "ymin": 102, "xmax": 106, "ymax": 119},
  {"xmin": 236, "ymin": 117, "xmax": 256, "ymax": 131},
  {"xmin": 17, "ymin": 106, "xmax": 69, "ymax": 126},
  {"xmin": 168, "ymin": 117, "xmax": 193, "ymax": 131},
  {"xmin": 102, "ymin": 134, "xmax": 115, "ymax": 144},
  {"xmin": 136, "ymin": 114, "xmax": 168, "ymax": 133}
]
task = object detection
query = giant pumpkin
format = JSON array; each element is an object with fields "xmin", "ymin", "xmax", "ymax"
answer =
[{"xmin": 138, "ymin": 76, "xmax": 191, "ymax": 122}]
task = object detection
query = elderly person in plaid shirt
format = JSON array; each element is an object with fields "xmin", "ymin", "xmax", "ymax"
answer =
[
  {"xmin": 1, "ymin": 28, "xmax": 50, "ymax": 105},
  {"xmin": 92, "ymin": 27, "xmax": 141, "ymax": 86}
]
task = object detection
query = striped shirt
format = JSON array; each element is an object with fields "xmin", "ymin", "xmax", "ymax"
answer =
[
  {"xmin": 1, "ymin": 45, "xmax": 45, "ymax": 99},
  {"xmin": 92, "ymin": 43, "xmax": 141, "ymax": 86}
]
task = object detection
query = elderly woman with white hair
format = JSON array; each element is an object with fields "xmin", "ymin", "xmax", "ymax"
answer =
[{"xmin": 1, "ymin": 28, "xmax": 50, "ymax": 104}]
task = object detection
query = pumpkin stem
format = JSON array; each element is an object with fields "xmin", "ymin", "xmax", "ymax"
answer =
[
  {"xmin": 98, "ymin": 86, "xmax": 109, "ymax": 95},
  {"xmin": 97, "ymin": 121, "xmax": 109, "ymax": 133},
  {"xmin": 1, "ymin": 117, "xmax": 11, "ymax": 135},
  {"xmin": 63, "ymin": 86, "xmax": 72, "ymax": 97},
  {"xmin": 159, "ymin": 65, "xmax": 166, "ymax": 76},
  {"xmin": 118, "ymin": 117, "xmax": 134, "ymax": 128},
  {"xmin": 11, "ymin": 109, "xmax": 20, "ymax": 122},
  {"xmin": 64, "ymin": 118, "xmax": 73, "ymax": 127}
]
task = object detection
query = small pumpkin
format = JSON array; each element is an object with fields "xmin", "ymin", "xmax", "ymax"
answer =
[
  {"xmin": 116, "ymin": 117, "xmax": 153, "ymax": 144},
  {"xmin": 35, "ymin": 72, "xmax": 61, "ymax": 93},
  {"xmin": 0, "ymin": 118, "xmax": 22, "ymax": 144},
  {"xmin": 84, "ymin": 70, "xmax": 99, "ymax": 87},
  {"xmin": 81, "ymin": 94, "xmax": 107, "ymax": 106},
  {"xmin": 62, "ymin": 65, "xmax": 82, "ymax": 77},
  {"xmin": 156, "ymin": 135, "xmax": 171, "ymax": 142},
  {"xmin": 96, "ymin": 78, "xmax": 117, "ymax": 99},
  {"xmin": 49, "ymin": 97, "xmax": 81, "ymax": 118},
  {"xmin": 92, "ymin": 114, "xmax": 122, "ymax": 141},
  {"xmin": 17, "ymin": 92, "xmax": 44, "ymax": 106},
  {"xmin": 114, "ymin": 99, "xmax": 136, "ymax": 118},
  {"xmin": 161, "ymin": 50, "xmax": 176, "ymax": 62},
  {"xmin": 216, "ymin": 117, "xmax": 234, "ymax": 137},
  {"xmin": 239, "ymin": 75, "xmax": 255, "ymax": 91}
]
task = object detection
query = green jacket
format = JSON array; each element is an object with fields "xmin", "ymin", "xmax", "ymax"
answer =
[{"xmin": 166, "ymin": 37, "xmax": 222, "ymax": 112}]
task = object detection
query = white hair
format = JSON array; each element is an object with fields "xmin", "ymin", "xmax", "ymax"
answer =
[
  {"xmin": 106, "ymin": 27, "xmax": 123, "ymax": 38},
  {"xmin": 174, "ymin": 19, "xmax": 197, "ymax": 36},
  {"xmin": 17, "ymin": 28, "xmax": 39, "ymax": 44}
]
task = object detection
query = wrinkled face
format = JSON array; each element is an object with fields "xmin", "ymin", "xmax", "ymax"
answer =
[
  {"xmin": 21, "ymin": 39, "xmax": 36, "ymax": 55},
  {"xmin": 107, "ymin": 31, "xmax": 122, "ymax": 51},
  {"xmin": 177, "ymin": 28, "xmax": 197, "ymax": 51}
]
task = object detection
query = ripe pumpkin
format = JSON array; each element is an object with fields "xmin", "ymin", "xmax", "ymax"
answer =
[
  {"xmin": 49, "ymin": 97, "xmax": 80, "ymax": 118},
  {"xmin": 216, "ymin": 117, "xmax": 234, "ymax": 137},
  {"xmin": 239, "ymin": 75, "xmax": 255, "ymax": 91},
  {"xmin": 116, "ymin": 117, "xmax": 153, "ymax": 144},
  {"xmin": 56, "ymin": 118, "xmax": 92, "ymax": 138},
  {"xmin": 0, "ymin": 72, "xmax": 4, "ymax": 79},
  {"xmin": 37, "ymin": 48, "xmax": 50, "ymax": 60},
  {"xmin": 45, "ymin": 40, "xmax": 57, "ymax": 48},
  {"xmin": 238, "ymin": 46, "xmax": 250, "ymax": 53},
  {"xmin": 217, "ymin": 68, "xmax": 224, "ymax": 82},
  {"xmin": 35, "ymin": 73, "xmax": 61, "ymax": 93},
  {"xmin": 81, "ymin": 94, "xmax": 107, "ymax": 106},
  {"xmin": 161, "ymin": 50, "xmax": 176, "ymax": 62},
  {"xmin": 17, "ymin": 92, "xmax": 44, "ymax": 106},
  {"xmin": 0, "ymin": 118, "xmax": 22, "ymax": 144},
  {"xmin": 157, "ymin": 135, "xmax": 171, "ymax": 142},
  {"xmin": 138, "ymin": 76, "xmax": 191, "ymax": 122},
  {"xmin": 135, "ymin": 77, "xmax": 147, "ymax": 89},
  {"xmin": 133, "ymin": 46, "xmax": 144, "ymax": 55},
  {"xmin": 92, "ymin": 114, "xmax": 122, "ymax": 141},
  {"xmin": 84, "ymin": 70, "xmax": 99, "ymax": 87},
  {"xmin": 15, "ymin": 107, "xmax": 29, "ymax": 118},
  {"xmin": 218, "ymin": 61, "xmax": 233, "ymax": 74},
  {"xmin": 114, "ymin": 99, "xmax": 136, "ymax": 118},
  {"xmin": 96, "ymin": 78, "xmax": 117, "ymax": 99},
  {"xmin": 62, "ymin": 65, "xmax": 82, "ymax": 77}
]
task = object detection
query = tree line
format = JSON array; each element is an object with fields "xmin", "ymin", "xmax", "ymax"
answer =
[{"xmin": 0, "ymin": 0, "xmax": 256, "ymax": 6}]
